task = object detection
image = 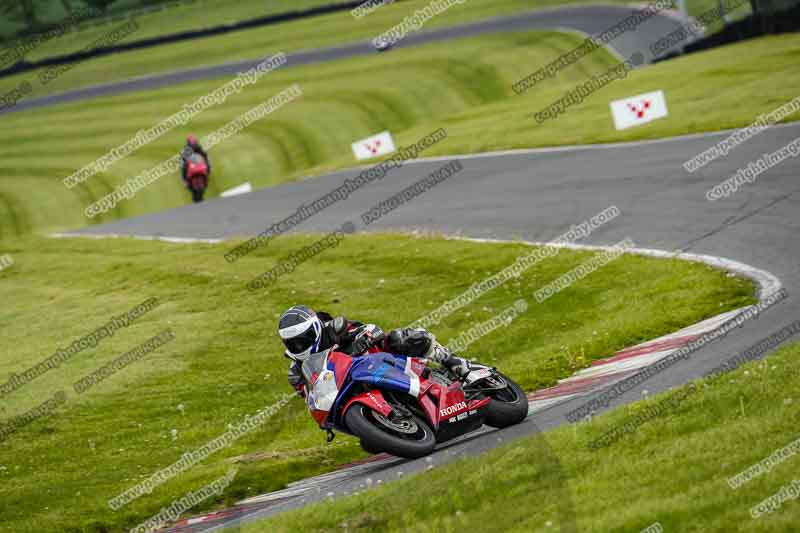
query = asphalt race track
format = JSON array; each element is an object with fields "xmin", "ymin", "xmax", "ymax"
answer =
[
  {"xmin": 40, "ymin": 5, "xmax": 800, "ymax": 532},
  {"xmin": 1, "ymin": 4, "xmax": 685, "ymax": 116},
  {"xmin": 61, "ymin": 124, "xmax": 800, "ymax": 531}
]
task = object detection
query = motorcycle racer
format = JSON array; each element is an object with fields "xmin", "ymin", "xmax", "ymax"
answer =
[
  {"xmin": 278, "ymin": 304, "xmax": 473, "ymax": 398},
  {"xmin": 180, "ymin": 135, "xmax": 211, "ymax": 203},
  {"xmin": 180, "ymin": 135, "xmax": 211, "ymax": 185}
]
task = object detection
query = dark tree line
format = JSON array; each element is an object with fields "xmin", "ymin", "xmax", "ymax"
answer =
[{"xmin": 1, "ymin": 0, "xmax": 119, "ymax": 34}]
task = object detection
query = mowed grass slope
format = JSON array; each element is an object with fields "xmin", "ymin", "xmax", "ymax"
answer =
[
  {"xmin": 0, "ymin": 233, "xmax": 754, "ymax": 532},
  {"xmin": 246, "ymin": 339, "xmax": 800, "ymax": 533},
  {"xmin": 0, "ymin": 30, "xmax": 617, "ymax": 238},
  {"xmin": 0, "ymin": 0, "xmax": 631, "ymax": 96},
  {"xmin": 1, "ymin": 32, "xmax": 799, "ymax": 240},
  {"xmin": 2, "ymin": 0, "xmax": 754, "ymax": 95}
]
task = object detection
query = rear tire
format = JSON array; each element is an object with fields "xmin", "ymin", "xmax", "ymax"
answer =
[
  {"xmin": 483, "ymin": 373, "xmax": 529, "ymax": 428},
  {"xmin": 345, "ymin": 404, "xmax": 435, "ymax": 459},
  {"xmin": 359, "ymin": 439, "xmax": 383, "ymax": 455}
]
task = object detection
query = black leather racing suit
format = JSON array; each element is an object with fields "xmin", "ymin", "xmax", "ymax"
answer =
[{"xmin": 286, "ymin": 311, "xmax": 447, "ymax": 397}]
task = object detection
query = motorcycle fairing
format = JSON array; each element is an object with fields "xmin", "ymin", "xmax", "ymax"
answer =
[
  {"xmin": 303, "ymin": 350, "xmax": 343, "ymax": 427},
  {"xmin": 342, "ymin": 389, "xmax": 393, "ymax": 420},
  {"xmin": 186, "ymin": 153, "xmax": 208, "ymax": 178},
  {"xmin": 327, "ymin": 350, "xmax": 353, "ymax": 389},
  {"xmin": 348, "ymin": 352, "xmax": 421, "ymax": 397},
  {"xmin": 327, "ymin": 353, "xmax": 420, "ymax": 430},
  {"xmin": 303, "ymin": 350, "xmax": 402, "ymax": 430}
]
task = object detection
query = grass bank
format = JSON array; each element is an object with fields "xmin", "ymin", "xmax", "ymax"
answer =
[
  {"xmin": 0, "ymin": 0, "xmax": 634, "ymax": 95},
  {"xmin": 245, "ymin": 338, "xmax": 800, "ymax": 533},
  {"xmin": 1, "ymin": 32, "xmax": 798, "ymax": 239},
  {"xmin": 0, "ymin": 232, "xmax": 753, "ymax": 532}
]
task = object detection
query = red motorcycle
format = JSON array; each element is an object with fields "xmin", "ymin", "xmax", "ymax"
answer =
[
  {"xmin": 184, "ymin": 153, "xmax": 208, "ymax": 203},
  {"xmin": 301, "ymin": 346, "xmax": 529, "ymax": 458}
]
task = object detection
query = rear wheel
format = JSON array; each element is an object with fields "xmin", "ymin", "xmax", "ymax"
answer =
[
  {"xmin": 482, "ymin": 372, "xmax": 529, "ymax": 428},
  {"xmin": 345, "ymin": 404, "xmax": 435, "ymax": 459}
]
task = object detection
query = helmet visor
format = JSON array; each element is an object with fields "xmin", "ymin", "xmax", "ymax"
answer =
[{"xmin": 283, "ymin": 325, "xmax": 318, "ymax": 356}]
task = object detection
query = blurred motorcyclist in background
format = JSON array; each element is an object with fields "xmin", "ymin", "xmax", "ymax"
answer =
[
  {"xmin": 181, "ymin": 135, "xmax": 211, "ymax": 202},
  {"xmin": 277, "ymin": 305, "xmax": 473, "ymax": 398}
]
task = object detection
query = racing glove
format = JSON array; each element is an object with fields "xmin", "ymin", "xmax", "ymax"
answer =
[
  {"xmin": 287, "ymin": 362, "xmax": 307, "ymax": 398},
  {"xmin": 349, "ymin": 324, "xmax": 385, "ymax": 355}
]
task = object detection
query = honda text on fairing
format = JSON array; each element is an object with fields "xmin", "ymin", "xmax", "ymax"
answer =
[{"xmin": 300, "ymin": 339, "xmax": 529, "ymax": 459}]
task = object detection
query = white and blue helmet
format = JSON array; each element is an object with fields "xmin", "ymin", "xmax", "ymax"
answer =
[{"xmin": 278, "ymin": 305, "xmax": 323, "ymax": 361}]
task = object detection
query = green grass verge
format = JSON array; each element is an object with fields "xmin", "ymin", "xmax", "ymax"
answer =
[
  {"xmin": 0, "ymin": 233, "xmax": 753, "ymax": 532},
  {"xmin": 244, "ymin": 339, "xmax": 800, "ymax": 533},
  {"xmin": 3, "ymin": 0, "xmax": 753, "ymax": 85},
  {"xmin": 1, "ymin": 32, "xmax": 798, "ymax": 240},
  {"xmin": 0, "ymin": 0, "xmax": 631, "ymax": 97}
]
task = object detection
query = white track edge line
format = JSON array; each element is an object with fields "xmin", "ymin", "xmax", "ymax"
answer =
[
  {"xmin": 49, "ymin": 232, "xmax": 223, "ymax": 244},
  {"xmin": 170, "ymin": 236, "xmax": 784, "ymax": 529},
  {"xmin": 453, "ymin": 236, "xmax": 783, "ymax": 301}
]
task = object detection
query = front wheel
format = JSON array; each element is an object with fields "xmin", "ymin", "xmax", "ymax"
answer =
[
  {"xmin": 190, "ymin": 176, "xmax": 207, "ymax": 203},
  {"xmin": 345, "ymin": 404, "xmax": 435, "ymax": 459},
  {"xmin": 482, "ymin": 372, "xmax": 529, "ymax": 428}
]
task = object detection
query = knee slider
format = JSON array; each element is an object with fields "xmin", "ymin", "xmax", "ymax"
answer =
[{"xmin": 387, "ymin": 328, "xmax": 433, "ymax": 357}]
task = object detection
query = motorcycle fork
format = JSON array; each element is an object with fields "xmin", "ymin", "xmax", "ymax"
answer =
[{"xmin": 383, "ymin": 390, "xmax": 425, "ymax": 423}]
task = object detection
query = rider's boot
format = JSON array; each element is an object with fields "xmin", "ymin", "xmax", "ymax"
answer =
[
  {"xmin": 429, "ymin": 343, "xmax": 472, "ymax": 379},
  {"xmin": 386, "ymin": 328, "xmax": 473, "ymax": 379}
]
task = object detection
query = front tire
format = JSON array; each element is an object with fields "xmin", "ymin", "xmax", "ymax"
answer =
[
  {"xmin": 359, "ymin": 439, "xmax": 383, "ymax": 455},
  {"xmin": 345, "ymin": 404, "xmax": 435, "ymax": 459},
  {"xmin": 483, "ymin": 372, "xmax": 529, "ymax": 428}
]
